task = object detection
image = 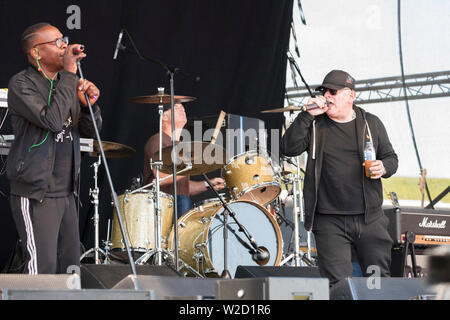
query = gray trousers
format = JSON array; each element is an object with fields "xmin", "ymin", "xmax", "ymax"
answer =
[
  {"xmin": 312, "ymin": 213, "xmax": 393, "ymax": 286},
  {"xmin": 10, "ymin": 194, "xmax": 80, "ymax": 274}
]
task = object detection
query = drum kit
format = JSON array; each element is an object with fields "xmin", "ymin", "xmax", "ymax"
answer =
[{"xmin": 80, "ymin": 89, "xmax": 316, "ymax": 278}]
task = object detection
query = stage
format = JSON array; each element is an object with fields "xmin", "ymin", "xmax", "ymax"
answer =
[{"xmin": 0, "ymin": 264, "xmax": 443, "ymax": 301}]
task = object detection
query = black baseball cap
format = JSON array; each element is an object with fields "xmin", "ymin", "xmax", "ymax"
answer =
[{"xmin": 315, "ymin": 70, "xmax": 355, "ymax": 92}]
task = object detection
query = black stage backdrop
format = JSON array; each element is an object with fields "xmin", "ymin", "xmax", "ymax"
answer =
[{"xmin": 0, "ymin": 0, "xmax": 292, "ymax": 269}]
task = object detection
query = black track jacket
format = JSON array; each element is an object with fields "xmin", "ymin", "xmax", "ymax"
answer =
[{"xmin": 6, "ymin": 66, "xmax": 102, "ymax": 202}]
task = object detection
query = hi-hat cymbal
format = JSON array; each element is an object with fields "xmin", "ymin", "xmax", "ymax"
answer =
[
  {"xmin": 89, "ymin": 140, "xmax": 136, "ymax": 158},
  {"xmin": 153, "ymin": 141, "xmax": 227, "ymax": 176},
  {"xmin": 129, "ymin": 94, "xmax": 196, "ymax": 105},
  {"xmin": 261, "ymin": 105, "xmax": 303, "ymax": 113}
]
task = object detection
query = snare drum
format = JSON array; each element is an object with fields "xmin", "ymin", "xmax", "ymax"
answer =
[
  {"xmin": 222, "ymin": 151, "xmax": 281, "ymax": 205},
  {"xmin": 111, "ymin": 190, "xmax": 173, "ymax": 257},
  {"xmin": 168, "ymin": 200, "xmax": 283, "ymax": 277}
]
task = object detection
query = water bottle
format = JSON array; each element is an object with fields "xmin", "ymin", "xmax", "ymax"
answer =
[{"xmin": 364, "ymin": 141, "xmax": 376, "ymax": 177}]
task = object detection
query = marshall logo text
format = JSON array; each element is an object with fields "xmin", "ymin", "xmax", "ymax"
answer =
[{"xmin": 418, "ymin": 217, "xmax": 447, "ymax": 229}]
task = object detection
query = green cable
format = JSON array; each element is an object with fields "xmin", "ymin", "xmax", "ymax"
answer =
[{"xmin": 28, "ymin": 56, "xmax": 57, "ymax": 152}]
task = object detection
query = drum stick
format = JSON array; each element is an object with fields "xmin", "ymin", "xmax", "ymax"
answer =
[{"xmin": 210, "ymin": 110, "xmax": 226, "ymax": 145}]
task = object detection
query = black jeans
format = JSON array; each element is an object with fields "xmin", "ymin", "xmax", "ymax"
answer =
[{"xmin": 312, "ymin": 213, "xmax": 393, "ymax": 286}]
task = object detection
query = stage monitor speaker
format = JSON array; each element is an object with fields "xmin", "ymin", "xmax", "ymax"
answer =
[
  {"xmin": 235, "ymin": 266, "xmax": 321, "ymax": 278},
  {"xmin": 0, "ymin": 274, "xmax": 80, "ymax": 290},
  {"xmin": 112, "ymin": 275, "xmax": 217, "ymax": 300},
  {"xmin": 216, "ymin": 277, "xmax": 329, "ymax": 300},
  {"xmin": 330, "ymin": 277, "xmax": 436, "ymax": 300},
  {"xmin": 80, "ymin": 264, "xmax": 181, "ymax": 289},
  {"xmin": 1, "ymin": 289, "xmax": 153, "ymax": 300}
]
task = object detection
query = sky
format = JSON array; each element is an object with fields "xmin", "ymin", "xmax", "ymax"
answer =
[{"xmin": 286, "ymin": 0, "xmax": 450, "ymax": 179}]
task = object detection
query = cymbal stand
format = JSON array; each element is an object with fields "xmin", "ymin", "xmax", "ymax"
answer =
[
  {"xmin": 135, "ymin": 99, "xmax": 166, "ymax": 265},
  {"xmin": 280, "ymin": 156, "xmax": 313, "ymax": 266},
  {"xmin": 102, "ymin": 219, "xmax": 112, "ymax": 264},
  {"xmin": 280, "ymin": 113, "xmax": 314, "ymax": 267},
  {"xmin": 80, "ymin": 155, "xmax": 107, "ymax": 264}
]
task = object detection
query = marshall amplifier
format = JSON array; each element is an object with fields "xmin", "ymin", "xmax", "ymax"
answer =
[{"xmin": 385, "ymin": 207, "xmax": 450, "ymax": 247}]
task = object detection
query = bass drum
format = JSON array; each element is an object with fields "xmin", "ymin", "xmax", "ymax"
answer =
[{"xmin": 168, "ymin": 200, "xmax": 283, "ymax": 277}]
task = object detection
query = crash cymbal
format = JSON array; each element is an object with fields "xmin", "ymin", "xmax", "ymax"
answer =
[
  {"xmin": 153, "ymin": 141, "xmax": 227, "ymax": 176},
  {"xmin": 261, "ymin": 105, "xmax": 302, "ymax": 113},
  {"xmin": 89, "ymin": 140, "xmax": 136, "ymax": 158},
  {"xmin": 129, "ymin": 94, "xmax": 196, "ymax": 105}
]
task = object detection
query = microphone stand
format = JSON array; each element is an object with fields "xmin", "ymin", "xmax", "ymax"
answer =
[
  {"xmin": 202, "ymin": 173, "xmax": 266, "ymax": 277},
  {"xmin": 280, "ymin": 52, "xmax": 316, "ymax": 266},
  {"xmin": 76, "ymin": 60, "xmax": 140, "ymax": 289},
  {"xmin": 117, "ymin": 29, "xmax": 200, "ymax": 271}
]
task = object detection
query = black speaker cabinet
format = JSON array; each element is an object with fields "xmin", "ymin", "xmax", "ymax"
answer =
[
  {"xmin": 80, "ymin": 264, "xmax": 181, "ymax": 289},
  {"xmin": 235, "ymin": 266, "xmax": 321, "ymax": 278},
  {"xmin": 330, "ymin": 277, "xmax": 436, "ymax": 300}
]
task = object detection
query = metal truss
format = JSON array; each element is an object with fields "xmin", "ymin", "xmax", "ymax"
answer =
[{"xmin": 286, "ymin": 70, "xmax": 450, "ymax": 105}]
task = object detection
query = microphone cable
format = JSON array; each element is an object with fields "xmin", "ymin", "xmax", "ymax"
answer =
[{"xmin": 397, "ymin": 0, "xmax": 432, "ymax": 205}]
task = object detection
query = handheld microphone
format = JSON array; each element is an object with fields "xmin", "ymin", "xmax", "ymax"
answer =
[
  {"xmin": 72, "ymin": 45, "xmax": 84, "ymax": 55},
  {"xmin": 252, "ymin": 246, "xmax": 270, "ymax": 266},
  {"xmin": 113, "ymin": 29, "xmax": 124, "ymax": 60},
  {"xmin": 301, "ymin": 100, "xmax": 330, "ymax": 111}
]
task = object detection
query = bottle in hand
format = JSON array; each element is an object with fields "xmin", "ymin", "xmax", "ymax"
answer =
[{"xmin": 364, "ymin": 141, "xmax": 376, "ymax": 178}]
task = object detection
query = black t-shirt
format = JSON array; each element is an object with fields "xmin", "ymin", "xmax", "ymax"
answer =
[
  {"xmin": 46, "ymin": 115, "xmax": 74, "ymax": 197},
  {"xmin": 317, "ymin": 118, "xmax": 364, "ymax": 215}
]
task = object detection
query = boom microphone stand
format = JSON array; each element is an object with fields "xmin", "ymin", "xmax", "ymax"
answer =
[
  {"xmin": 76, "ymin": 59, "xmax": 139, "ymax": 289},
  {"xmin": 202, "ymin": 173, "xmax": 270, "ymax": 277},
  {"xmin": 115, "ymin": 29, "xmax": 200, "ymax": 271}
]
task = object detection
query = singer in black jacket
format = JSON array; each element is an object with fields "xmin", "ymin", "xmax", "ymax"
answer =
[
  {"xmin": 6, "ymin": 23, "xmax": 102, "ymax": 274},
  {"xmin": 281, "ymin": 70, "xmax": 398, "ymax": 286}
]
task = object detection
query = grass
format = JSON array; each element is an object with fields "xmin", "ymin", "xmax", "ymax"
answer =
[{"xmin": 382, "ymin": 177, "xmax": 450, "ymax": 203}]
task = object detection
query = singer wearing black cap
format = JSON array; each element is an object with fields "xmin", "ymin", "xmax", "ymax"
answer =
[
  {"xmin": 5, "ymin": 23, "xmax": 102, "ymax": 274},
  {"xmin": 281, "ymin": 70, "xmax": 398, "ymax": 286}
]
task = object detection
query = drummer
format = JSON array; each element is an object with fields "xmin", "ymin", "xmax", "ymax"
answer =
[{"xmin": 143, "ymin": 103, "xmax": 226, "ymax": 218}]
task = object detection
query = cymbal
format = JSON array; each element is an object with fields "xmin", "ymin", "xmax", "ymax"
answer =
[
  {"xmin": 261, "ymin": 105, "xmax": 302, "ymax": 113},
  {"xmin": 153, "ymin": 141, "xmax": 227, "ymax": 176},
  {"xmin": 89, "ymin": 140, "xmax": 136, "ymax": 158},
  {"xmin": 129, "ymin": 94, "xmax": 196, "ymax": 105}
]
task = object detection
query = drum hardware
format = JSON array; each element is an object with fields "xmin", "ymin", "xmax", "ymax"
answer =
[
  {"xmin": 81, "ymin": 140, "xmax": 136, "ymax": 264},
  {"xmin": 129, "ymin": 164, "xmax": 193, "ymax": 194},
  {"xmin": 123, "ymin": 27, "xmax": 201, "ymax": 271},
  {"xmin": 142, "ymin": 138, "xmax": 227, "ymax": 270},
  {"xmin": 278, "ymin": 155, "xmax": 314, "ymax": 267},
  {"xmin": 101, "ymin": 219, "xmax": 113, "ymax": 264},
  {"xmin": 168, "ymin": 200, "xmax": 283, "ymax": 278},
  {"xmin": 202, "ymin": 173, "xmax": 272, "ymax": 277},
  {"xmin": 134, "ymin": 97, "xmax": 172, "ymax": 266},
  {"xmin": 80, "ymin": 156, "xmax": 108, "ymax": 264},
  {"xmin": 76, "ymin": 59, "xmax": 138, "ymax": 283}
]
